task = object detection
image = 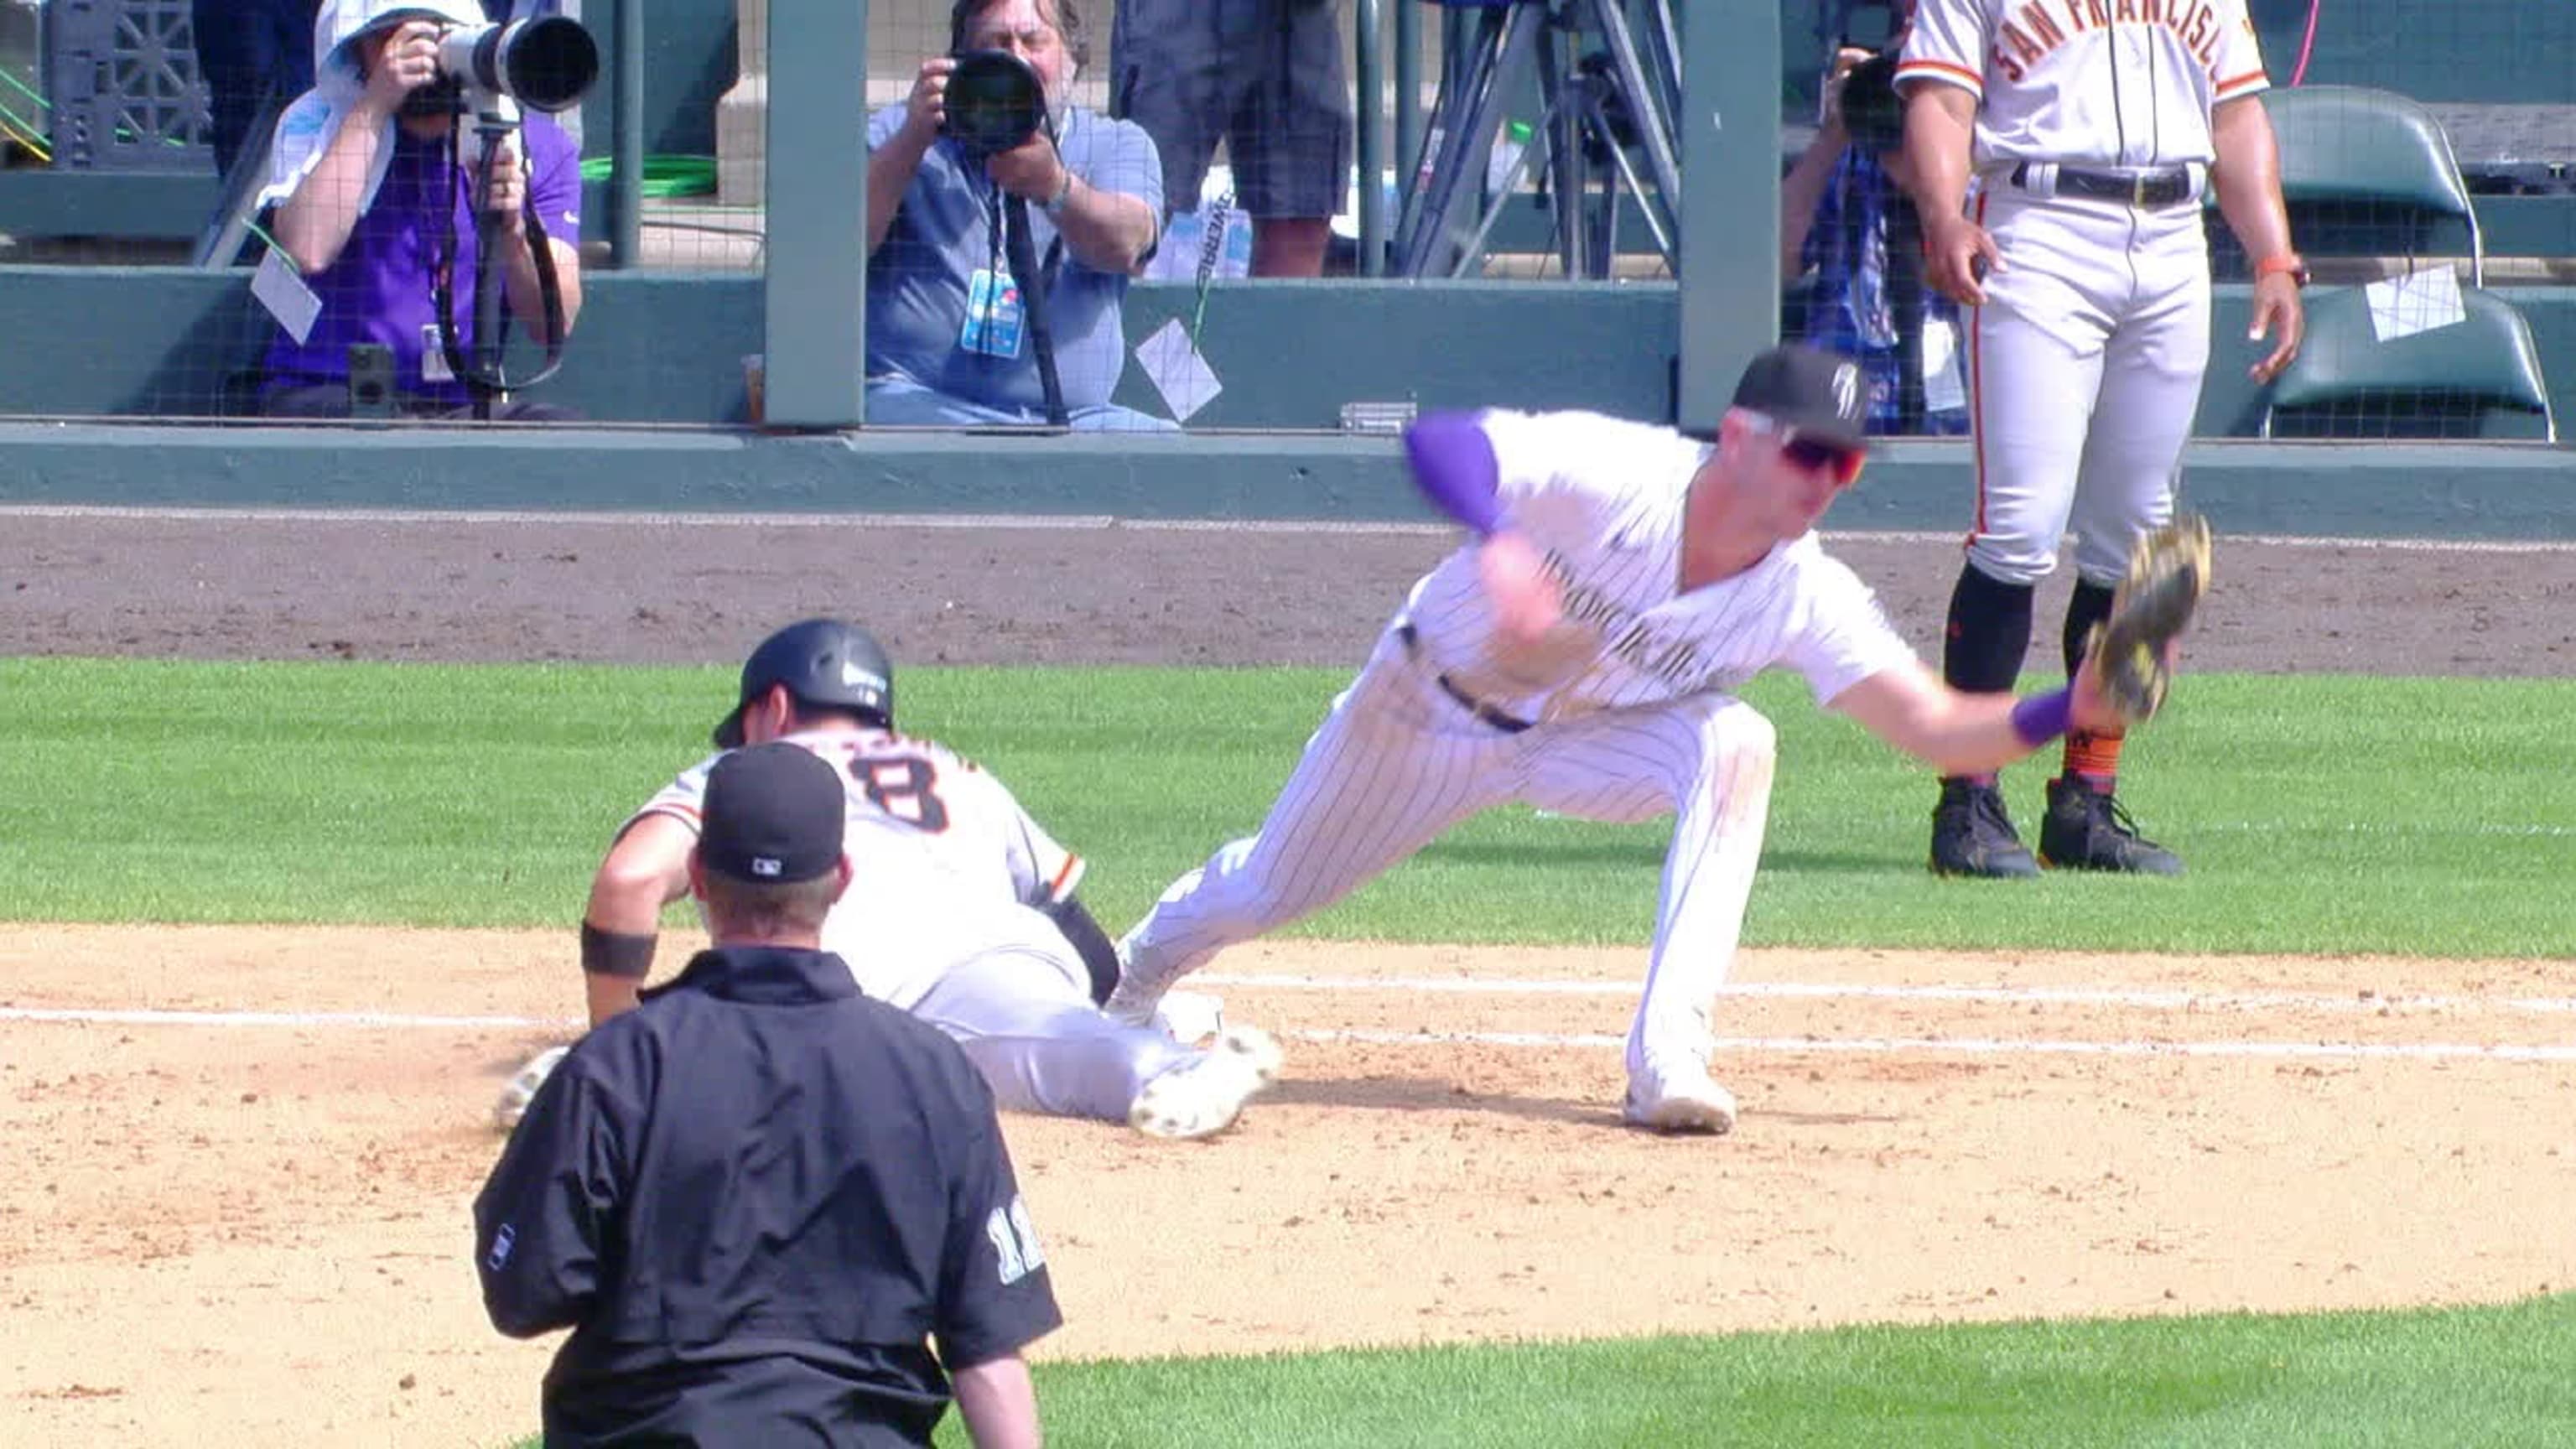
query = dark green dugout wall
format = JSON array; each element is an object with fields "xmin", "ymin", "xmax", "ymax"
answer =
[
  {"xmin": 3, "ymin": 421, "xmax": 2568, "ymax": 541},
  {"xmin": 4, "ymin": 267, "xmax": 2573, "ymax": 438},
  {"xmin": 1, "ymin": 270, "xmax": 2569, "ymax": 541}
]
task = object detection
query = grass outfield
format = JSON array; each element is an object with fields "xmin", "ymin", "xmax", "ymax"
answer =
[
  {"xmin": 8, "ymin": 657, "xmax": 2571, "ymax": 1446},
  {"xmin": 922, "ymin": 1297, "xmax": 2576, "ymax": 1448},
  {"xmin": 1, "ymin": 657, "xmax": 2568, "ymax": 955},
  {"xmin": 496, "ymin": 1295, "xmax": 2576, "ymax": 1447}
]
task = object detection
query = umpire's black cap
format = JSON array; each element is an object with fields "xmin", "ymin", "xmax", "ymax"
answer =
[
  {"xmin": 714, "ymin": 619, "xmax": 896, "ymax": 749},
  {"xmin": 1713, "ymin": 343, "xmax": 1873, "ymax": 454},
  {"xmin": 699, "ymin": 744, "xmax": 845, "ymax": 885}
]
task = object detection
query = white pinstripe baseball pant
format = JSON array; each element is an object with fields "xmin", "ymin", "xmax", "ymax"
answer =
[{"xmin": 1119, "ymin": 626, "xmax": 1779, "ymax": 1084}]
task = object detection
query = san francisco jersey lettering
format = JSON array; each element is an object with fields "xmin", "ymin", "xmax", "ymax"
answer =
[{"xmin": 1898, "ymin": 0, "xmax": 2267, "ymax": 167}]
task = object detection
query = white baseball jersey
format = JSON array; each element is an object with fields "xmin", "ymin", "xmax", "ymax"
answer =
[
  {"xmin": 1898, "ymin": 0, "xmax": 2268, "ymax": 169},
  {"xmin": 1895, "ymin": 1, "xmax": 2265, "ymax": 591},
  {"xmin": 1119, "ymin": 409, "xmax": 1919, "ymax": 1093},
  {"xmin": 1405, "ymin": 409, "xmax": 1918, "ymax": 717},
  {"xmin": 632, "ymin": 727, "xmax": 1084, "ymax": 1008}
]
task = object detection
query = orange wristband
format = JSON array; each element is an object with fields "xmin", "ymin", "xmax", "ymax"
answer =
[{"xmin": 2256, "ymin": 253, "xmax": 2309, "ymax": 283}]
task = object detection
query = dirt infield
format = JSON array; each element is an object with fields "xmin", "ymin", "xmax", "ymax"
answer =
[
  {"xmin": 10, "ymin": 511, "xmax": 2576, "ymax": 674},
  {"xmin": 4, "ymin": 512, "xmax": 2573, "ymax": 1446}
]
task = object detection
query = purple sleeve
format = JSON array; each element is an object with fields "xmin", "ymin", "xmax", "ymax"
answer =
[
  {"xmin": 527, "ymin": 117, "xmax": 583, "ymax": 246},
  {"xmin": 1402, "ymin": 412, "xmax": 1504, "ymax": 535}
]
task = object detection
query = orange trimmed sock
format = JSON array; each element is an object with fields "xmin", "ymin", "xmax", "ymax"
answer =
[{"xmin": 2062, "ymin": 729, "xmax": 2123, "ymax": 784}]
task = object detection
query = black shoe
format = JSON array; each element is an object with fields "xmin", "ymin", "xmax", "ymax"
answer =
[
  {"xmin": 1929, "ymin": 779, "xmax": 2040, "ymax": 879},
  {"xmin": 2038, "ymin": 775, "xmax": 2184, "ymax": 875}
]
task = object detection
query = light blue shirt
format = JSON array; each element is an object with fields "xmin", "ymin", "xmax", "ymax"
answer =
[{"xmin": 865, "ymin": 104, "xmax": 1162, "ymax": 413}]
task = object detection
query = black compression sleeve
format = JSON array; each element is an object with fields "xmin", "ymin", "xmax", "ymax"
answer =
[
  {"xmin": 580, "ymin": 922, "xmax": 656, "ymax": 979},
  {"xmin": 1042, "ymin": 896, "xmax": 1122, "ymax": 1006}
]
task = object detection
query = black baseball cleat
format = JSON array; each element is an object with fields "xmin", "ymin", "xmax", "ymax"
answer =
[
  {"xmin": 1929, "ymin": 779, "xmax": 2040, "ymax": 879},
  {"xmin": 2038, "ymin": 775, "xmax": 2184, "ymax": 875}
]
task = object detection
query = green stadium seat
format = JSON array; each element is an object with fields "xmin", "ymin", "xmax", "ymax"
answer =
[
  {"xmin": 2261, "ymin": 283, "xmax": 2555, "ymax": 441},
  {"xmin": 2252, "ymin": 84, "xmax": 2485, "ymax": 285}
]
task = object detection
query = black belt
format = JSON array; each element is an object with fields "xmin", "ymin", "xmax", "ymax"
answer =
[
  {"xmin": 1395, "ymin": 624, "xmax": 1534, "ymax": 734},
  {"xmin": 2013, "ymin": 162, "xmax": 2194, "ymax": 208}
]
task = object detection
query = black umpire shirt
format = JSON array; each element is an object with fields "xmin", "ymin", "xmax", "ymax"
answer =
[{"xmin": 473, "ymin": 944, "xmax": 1062, "ymax": 1447}]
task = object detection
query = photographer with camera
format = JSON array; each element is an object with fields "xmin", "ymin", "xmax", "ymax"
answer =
[
  {"xmin": 252, "ymin": 0, "xmax": 587, "ymax": 420},
  {"xmin": 1779, "ymin": 10, "xmax": 1966, "ymax": 439},
  {"xmin": 864, "ymin": 0, "xmax": 1171, "ymax": 431}
]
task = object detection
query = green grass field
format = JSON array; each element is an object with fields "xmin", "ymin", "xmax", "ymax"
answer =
[
  {"xmin": 4, "ymin": 657, "xmax": 2569, "ymax": 956},
  {"xmin": 6, "ymin": 657, "xmax": 2572, "ymax": 1446}
]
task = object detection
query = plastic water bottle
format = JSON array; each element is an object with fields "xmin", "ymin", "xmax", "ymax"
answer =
[{"xmin": 1488, "ymin": 120, "xmax": 1534, "ymax": 195}]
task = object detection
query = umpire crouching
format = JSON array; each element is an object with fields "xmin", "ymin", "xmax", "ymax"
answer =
[{"xmin": 474, "ymin": 743, "xmax": 1061, "ymax": 1447}]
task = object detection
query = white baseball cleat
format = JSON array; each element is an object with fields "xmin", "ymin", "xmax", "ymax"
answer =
[
  {"xmin": 1127, "ymin": 1026, "xmax": 1284, "ymax": 1140},
  {"xmin": 1621, "ymin": 1061, "xmax": 1738, "ymax": 1135},
  {"xmin": 1102, "ymin": 976, "xmax": 1167, "ymax": 1031},
  {"xmin": 1145, "ymin": 989, "xmax": 1226, "ymax": 1046},
  {"xmin": 492, "ymin": 1045, "xmax": 570, "ymax": 1134}
]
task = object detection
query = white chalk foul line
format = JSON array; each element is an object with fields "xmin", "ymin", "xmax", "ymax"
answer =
[
  {"xmin": 1294, "ymin": 1027, "xmax": 2576, "ymax": 1062},
  {"xmin": 3, "ymin": 1000, "xmax": 2568, "ymax": 1063},
  {"xmin": 1199, "ymin": 974, "xmax": 2576, "ymax": 1016},
  {"xmin": 0, "ymin": 1006, "xmax": 578, "ymax": 1031},
  {"xmin": 7, "ymin": 506, "xmax": 2574, "ymax": 553}
]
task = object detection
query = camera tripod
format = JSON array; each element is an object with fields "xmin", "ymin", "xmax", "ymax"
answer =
[{"xmin": 1392, "ymin": 0, "xmax": 1684, "ymax": 280}]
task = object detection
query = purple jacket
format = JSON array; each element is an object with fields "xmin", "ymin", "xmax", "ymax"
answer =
[{"xmin": 262, "ymin": 113, "xmax": 582, "ymax": 407}]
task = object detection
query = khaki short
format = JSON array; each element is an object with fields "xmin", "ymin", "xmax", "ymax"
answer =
[{"xmin": 1111, "ymin": 0, "xmax": 1353, "ymax": 220}]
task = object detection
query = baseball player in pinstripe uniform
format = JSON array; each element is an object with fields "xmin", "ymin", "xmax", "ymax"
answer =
[
  {"xmin": 1895, "ymin": 0, "xmax": 2303, "ymax": 877},
  {"xmin": 1107, "ymin": 345, "xmax": 2158, "ymax": 1135}
]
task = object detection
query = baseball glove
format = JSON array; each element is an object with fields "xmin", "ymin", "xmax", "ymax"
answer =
[
  {"xmin": 2090, "ymin": 513, "xmax": 2213, "ymax": 725},
  {"xmin": 492, "ymin": 1045, "xmax": 569, "ymax": 1134}
]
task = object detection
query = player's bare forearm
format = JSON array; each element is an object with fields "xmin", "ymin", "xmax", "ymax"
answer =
[
  {"xmin": 1899, "ymin": 86, "xmax": 1978, "ymax": 220},
  {"xmin": 581, "ymin": 813, "xmax": 695, "ymax": 1025},
  {"xmin": 1899, "ymin": 85, "xmax": 1999, "ymax": 304},
  {"xmin": 2210, "ymin": 96, "xmax": 2303, "ymax": 380},
  {"xmin": 1831, "ymin": 662, "xmax": 2111, "ymax": 776},
  {"xmin": 1478, "ymin": 530, "xmax": 1562, "ymax": 646},
  {"xmin": 2208, "ymin": 96, "xmax": 2292, "ymax": 264},
  {"xmin": 952, "ymin": 1354, "xmax": 1043, "ymax": 1449},
  {"xmin": 584, "ymin": 972, "xmax": 640, "ymax": 1027}
]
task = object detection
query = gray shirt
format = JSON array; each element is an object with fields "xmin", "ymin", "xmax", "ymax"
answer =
[{"xmin": 865, "ymin": 104, "xmax": 1163, "ymax": 413}]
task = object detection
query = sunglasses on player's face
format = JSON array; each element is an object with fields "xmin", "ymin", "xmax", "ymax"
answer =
[{"xmin": 1775, "ymin": 429, "xmax": 1867, "ymax": 486}]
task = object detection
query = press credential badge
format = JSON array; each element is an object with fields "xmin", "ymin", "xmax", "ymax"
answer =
[
  {"xmin": 252, "ymin": 247, "xmax": 322, "ymax": 345},
  {"xmin": 960, "ymin": 268, "xmax": 1027, "ymax": 359}
]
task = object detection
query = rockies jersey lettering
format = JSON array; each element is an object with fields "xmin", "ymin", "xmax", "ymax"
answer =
[
  {"xmin": 1403, "ymin": 409, "xmax": 1915, "ymax": 719},
  {"xmin": 634, "ymin": 728, "xmax": 1083, "ymax": 1005},
  {"xmin": 1898, "ymin": 0, "xmax": 2267, "ymax": 169},
  {"xmin": 1114, "ymin": 406, "xmax": 1921, "ymax": 1096}
]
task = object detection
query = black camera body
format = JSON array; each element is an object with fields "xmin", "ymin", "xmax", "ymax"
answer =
[
  {"xmin": 943, "ymin": 49, "xmax": 1048, "ymax": 157},
  {"xmin": 1837, "ymin": 49, "xmax": 1907, "ymax": 154}
]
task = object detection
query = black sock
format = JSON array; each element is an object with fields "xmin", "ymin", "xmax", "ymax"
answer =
[
  {"xmin": 1943, "ymin": 563, "xmax": 2036, "ymax": 695},
  {"xmin": 2062, "ymin": 578, "xmax": 2123, "ymax": 786},
  {"xmin": 1940, "ymin": 564, "xmax": 2035, "ymax": 787},
  {"xmin": 2063, "ymin": 578, "xmax": 2117, "ymax": 679}
]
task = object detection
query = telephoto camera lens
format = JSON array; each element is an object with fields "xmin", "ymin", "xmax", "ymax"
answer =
[
  {"xmin": 943, "ymin": 49, "xmax": 1046, "ymax": 155},
  {"xmin": 435, "ymin": 16, "xmax": 600, "ymax": 112}
]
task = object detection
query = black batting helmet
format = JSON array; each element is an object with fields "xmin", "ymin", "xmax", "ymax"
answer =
[{"xmin": 714, "ymin": 618, "xmax": 896, "ymax": 748}]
